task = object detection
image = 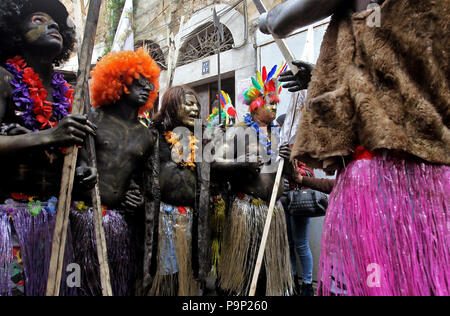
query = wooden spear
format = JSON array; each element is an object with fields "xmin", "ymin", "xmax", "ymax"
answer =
[
  {"xmin": 46, "ymin": 0, "xmax": 112, "ymax": 296},
  {"xmin": 249, "ymin": 0, "xmax": 300, "ymax": 297},
  {"xmin": 83, "ymin": 79, "xmax": 113, "ymax": 297}
]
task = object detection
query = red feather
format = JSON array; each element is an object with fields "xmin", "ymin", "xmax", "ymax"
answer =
[
  {"xmin": 266, "ymin": 80, "xmax": 276, "ymax": 93},
  {"xmin": 262, "ymin": 66, "xmax": 267, "ymax": 82},
  {"xmin": 227, "ymin": 107, "xmax": 237, "ymax": 117}
]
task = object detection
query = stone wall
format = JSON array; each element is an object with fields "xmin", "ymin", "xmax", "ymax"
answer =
[{"xmin": 135, "ymin": 0, "xmax": 283, "ymax": 45}]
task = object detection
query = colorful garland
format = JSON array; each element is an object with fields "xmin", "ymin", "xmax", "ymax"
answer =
[
  {"xmin": 0, "ymin": 194, "xmax": 58, "ymax": 218},
  {"xmin": 244, "ymin": 113, "xmax": 279, "ymax": 156},
  {"xmin": 164, "ymin": 131, "xmax": 200, "ymax": 170},
  {"xmin": 4, "ymin": 56, "xmax": 73, "ymax": 131}
]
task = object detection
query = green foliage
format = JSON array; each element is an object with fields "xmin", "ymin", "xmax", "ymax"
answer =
[{"xmin": 103, "ymin": 0, "xmax": 126, "ymax": 55}]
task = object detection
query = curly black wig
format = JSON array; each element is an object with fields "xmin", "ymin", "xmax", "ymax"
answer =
[{"xmin": 0, "ymin": 0, "xmax": 76, "ymax": 66}]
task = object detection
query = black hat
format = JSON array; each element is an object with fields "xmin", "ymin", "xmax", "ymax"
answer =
[{"xmin": 20, "ymin": 0, "xmax": 73, "ymax": 30}]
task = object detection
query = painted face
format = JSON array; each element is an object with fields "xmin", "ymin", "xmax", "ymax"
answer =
[
  {"xmin": 254, "ymin": 101, "xmax": 278, "ymax": 124},
  {"xmin": 178, "ymin": 93, "xmax": 200, "ymax": 128},
  {"xmin": 125, "ymin": 76, "xmax": 154, "ymax": 107},
  {"xmin": 21, "ymin": 12, "xmax": 63, "ymax": 53}
]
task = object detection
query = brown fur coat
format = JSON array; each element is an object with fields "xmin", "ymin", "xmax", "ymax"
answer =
[{"xmin": 292, "ymin": 0, "xmax": 450, "ymax": 169}]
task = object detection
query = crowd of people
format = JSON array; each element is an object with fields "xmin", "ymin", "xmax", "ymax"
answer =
[{"xmin": 0, "ymin": 0, "xmax": 448, "ymax": 297}]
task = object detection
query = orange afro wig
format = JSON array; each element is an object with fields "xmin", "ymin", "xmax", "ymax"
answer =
[{"xmin": 90, "ymin": 48, "xmax": 160, "ymax": 114}]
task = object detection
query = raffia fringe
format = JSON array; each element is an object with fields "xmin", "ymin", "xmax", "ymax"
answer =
[
  {"xmin": 219, "ymin": 196, "xmax": 293, "ymax": 296},
  {"xmin": 318, "ymin": 155, "xmax": 450, "ymax": 296},
  {"xmin": 210, "ymin": 197, "xmax": 226, "ymax": 276},
  {"xmin": 150, "ymin": 207, "xmax": 200, "ymax": 296},
  {"xmin": 0, "ymin": 214, "xmax": 12, "ymax": 296}
]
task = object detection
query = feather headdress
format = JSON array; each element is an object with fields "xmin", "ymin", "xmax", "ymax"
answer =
[
  {"xmin": 243, "ymin": 62, "xmax": 287, "ymax": 112},
  {"xmin": 207, "ymin": 91, "xmax": 236, "ymax": 130}
]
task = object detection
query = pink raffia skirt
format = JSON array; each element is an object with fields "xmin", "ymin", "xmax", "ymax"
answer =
[{"xmin": 318, "ymin": 151, "xmax": 449, "ymax": 296}]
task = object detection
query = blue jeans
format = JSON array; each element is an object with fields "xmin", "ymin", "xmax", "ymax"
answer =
[{"xmin": 284, "ymin": 209, "xmax": 313, "ymax": 285}]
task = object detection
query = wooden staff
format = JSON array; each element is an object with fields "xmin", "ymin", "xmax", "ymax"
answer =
[
  {"xmin": 46, "ymin": 0, "xmax": 110, "ymax": 296},
  {"xmin": 249, "ymin": 0, "xmax": 300, "ymax": 297},
  {"xmin": 83, "ymin": 81, "xmax": 113, "ymax": 296}
]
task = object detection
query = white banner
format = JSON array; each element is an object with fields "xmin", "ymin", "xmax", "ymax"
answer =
[{"xmin": 111, "ymin": 0, "xmax": 135, "ymax": 52}]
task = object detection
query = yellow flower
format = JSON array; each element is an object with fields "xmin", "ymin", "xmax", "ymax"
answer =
[
  {"xmin": 252, "ymin": 199, "xmax": 262, "ymax": 206},
  {"xmin": 75, "ymin": 201, "xmax": 88, "ymax": 212}
]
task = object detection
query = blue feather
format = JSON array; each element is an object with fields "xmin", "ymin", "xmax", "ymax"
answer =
[{"xmin": 266, "ymin": 65, "xmax": 278, "ymax": 82}]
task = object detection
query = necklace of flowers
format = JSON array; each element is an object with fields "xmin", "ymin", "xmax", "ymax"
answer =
[
  {"xmin": 164, "ymin": 130, "xmax": 200, "ymax": 170},
  {"xmin": 4, "ymin": 56, "xmax": 73, "ymax": 131},
  {"xmin": 244, "ymin": 113, "xmax": 279, "ymax": 156}
]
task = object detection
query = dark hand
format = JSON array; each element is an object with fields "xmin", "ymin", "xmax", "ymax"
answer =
[
  {"xmin": 75, "ymin": 166, "xmax": 97, "ymax": 191},
  {"xmin": 279, "ymin": 60, "xmax": 315, "ymax": 92},
  {"xmin": 121, "ymin": 188, "xmax": 144, "ymax": 210},
  {"xmin": 50, "ymin": 114, "xmax": 97, "ymax": 147},
  {"xmin": 0, "ymin": 123, "xmax": 33, "ymax": 136},
  {"xmin": 279, "ymin": 143, "xmax": 292, "ymax": 161},
  {"xmin": 283, "ymin": 178, "xmax": 291, "ymax": 194}
]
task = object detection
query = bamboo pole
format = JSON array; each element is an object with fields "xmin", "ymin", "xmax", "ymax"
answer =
[
  {"xmin": 83, "ymin": 83, "xmax": 113, "ymax": 296},
  {"xmin": 46, "ymin": 0, "xmax": 107, "ymax": 296}
]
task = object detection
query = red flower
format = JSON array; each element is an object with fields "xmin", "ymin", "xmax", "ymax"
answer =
[
  {"xmin": 7, "ymin": 56, "xmax": 27, "ymax": 71},
  {"xmin": 353, "ymin": 146, "xmax": 375, "ymax": 161},
  {"xmin": 11, "ymin": 193, "xmax": 32, "ymax": 201},
  {"xmin": 178, "ymin": 206, "xmax": 187, "ymax": 215},
  {"xmin": 102, "ymin": 205, "xmax": 108, "ymax": 217},
  {"xmin": 23, "ymin": 68, "xmax": 42, "ymax": 87},
  {"xmin": 65, "ymin": 87, "xmax": 74, "ymax": 100},
  {"xmin": 66, "ymin": 88, "xmax": 74, "ymax": 113},
  {"xmin": 34, "ymin": 103, "xmax": 53, "ymax": 128}
]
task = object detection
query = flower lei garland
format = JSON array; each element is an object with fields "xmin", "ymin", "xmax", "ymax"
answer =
[
  {"xmin": 0, "ymin": 194, "xmax": 58, "ymax": 217},
  {"xmin": 244, "ymin": 113, "xmax": 279, "ymax": 156},
  {"xmin": 164, "ymin": 131, "xmax": 200, "ymax": 170},
  {"xmin": 4, "ymin": 56, "xmax": 73, "ymax": 131}
]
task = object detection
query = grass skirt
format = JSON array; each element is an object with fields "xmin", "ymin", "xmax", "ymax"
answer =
[
  {"xmin": 218, "ymin": 194, "xmax": 293, "ymax": 296},
  {"xmin": 0, "ymin": 200, "xmax": 77, "ymax": 296},
  {"xmin": 70, "ymin": 208, "xmax": 132, "ymax": 296},
  {"xmin": 0, "ymin": 212, "xmax": 13, "ymax": 296},
  {"xmin": 149, "ymin": 202, "xmax": 200, "ymax": 296},
  {"xmin": 0, "ymin": 201, "xmax": 134, "ymax": 296},
  {"xmin": 318, "ymin": 153, "xmax": 450, "ymax": 296}
]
